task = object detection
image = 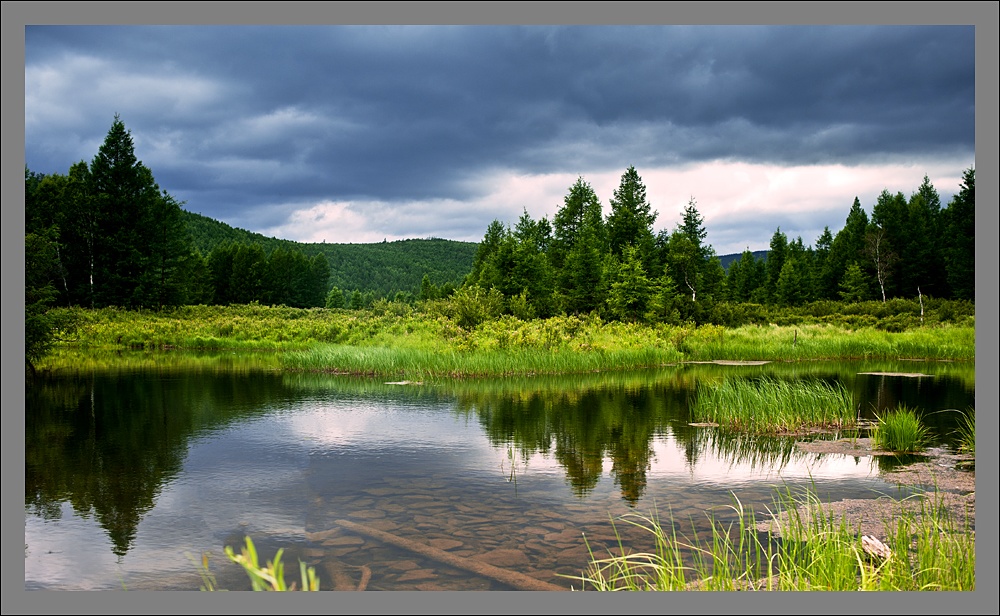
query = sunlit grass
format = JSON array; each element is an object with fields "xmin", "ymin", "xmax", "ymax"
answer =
[
  {"xmin": 870, "ymin": 405, "xmax": 931, "ymax": 453},
  {"xmin": 43, "ymin": 304, "xmax": 974, "ymax": 377},
  {"xmin": 692, "ymin": 377, "xmax": 857, "ymax": 433},
  {"xmin": 197, "ymin": 535, "xmax": 319, "ymax": 591},
  {"xmin": 570, "ymin": 486, "xmax": 975, "ymax": 591},
  {"xmin": 281, "ymin": 343, "xmax": 680, "ymax": 378},
  {"xmin": 954, "ymin": 407, "xmax": 975, "ymax": 455}
]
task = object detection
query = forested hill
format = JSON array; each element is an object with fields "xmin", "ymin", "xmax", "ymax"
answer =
[
  {"xmin": 718, "ymin": 250, "xmax": 768, "ymax": 271},
  {"xmin": 182, "ymin": 210, "xmax": 478, "ymax": 297}
]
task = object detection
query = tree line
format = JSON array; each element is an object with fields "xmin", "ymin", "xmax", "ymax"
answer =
[
  {"xmin": 24, "ymin": 117, "xmax": 974, "ymax": 369},
  {"xmin": 24, "ymin": 116, "xmax": 333, "ymax": 369},
  {"xmin": 26, "ymin": 116, "xmax": 335, "ymax": 313},
  {"xmin": 464, "ymin": 165, "xmax": 975, "ymax": 324},
  {"xmin": 183, "ymin": 210, "xmax": 477, "ymax": 300}
]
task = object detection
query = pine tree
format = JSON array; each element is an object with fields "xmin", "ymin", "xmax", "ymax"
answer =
[
  {"xmin": 607, "ymin": 245, "xmax": 651, "ymax": 322},
  {"xmin": 552, "ymin": 179, "xmax": 607, "ymax": 314},
  {"xmin": 828, "ymin": 197, "xmax": 869, "ymax": 297},
  {"xmin": 942, "ymin": 167, "xmax": 975, "ymax": 300},
  {"xmin": 606, "ymin": 166, "xmax": 656, "ymax": 264},
  {"xmin": 552, "ymin": 178, "xmax": 604, "ymax": 263},
  {"xmin": 839, "ymin": 262, "xmax": 869, "ymax": 303},
  {"xmin": 871, "ymin": 189, "xmax": 908, "ymax": 298},
  {"xmin": 678, "ymin": 197, "xmax": 709, "ymax": 260},
  {"xmin": 86, "ymin": 115, "xmax": 190, "ymax": 308},
  {"xmin": 326, "ymin": 286, "xmax": 346, "ymax": 309},
  {"xmin": 764, "ymin": 228, "xmax": 788, "ymax": 303}
]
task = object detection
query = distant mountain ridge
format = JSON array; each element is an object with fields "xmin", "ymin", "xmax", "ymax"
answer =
[
  {"xmin": 182, "ymin": 210, "xmax": 479, "ymax": 297},
  {"xmin": 717, "ymin": 250, "xmax": 768, "ymax": 271},
  {"xmin": 183, "ymin": 209, "xmax": 772, "ymax": 296}
]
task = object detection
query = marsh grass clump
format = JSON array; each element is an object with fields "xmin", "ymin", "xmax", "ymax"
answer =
[
  {"xmin": 571, "ymin": 486, "xmax": 975, "ymax": 592},
  {"xmin": 571, "ymin": 501, "xmax": 771, "ymax": 591},
  {"xmin": 198, "ymin": 535, "xmax": 319, "ymax": 591},
  {"xmin": 692, "ymin": 377, "xmax": 856, "ymax": 434},
  {"xmin": 954, "ymin": 407, "xmax": 975, "ymax": 455},
  {"xmin": 870, "ymin": 405, "xmax": 931, "ymax": 453}
]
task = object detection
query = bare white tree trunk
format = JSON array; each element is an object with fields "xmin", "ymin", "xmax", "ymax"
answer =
[
  {"xmin": 865, "ymin": 227, "xmax": 893, "ymax": 304},
  {"xmin": 684, "ymin": 273, "xmax": 696, "ymax": 302}
]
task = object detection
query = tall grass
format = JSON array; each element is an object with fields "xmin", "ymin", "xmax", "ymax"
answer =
[
  {"xmin": 198, "ymin": 535, "xmax": 319, "ymax": 591},
  {"xmin": 571, "ymin": 487, "xmax": 974, "ymax": 591},
  {"xmin": 955, "ymin": 408, "xmax": 975, "ymax": 455},
  {"xmin": 870, "ymin": 405, "xmax": 931, "ymax": 453},
  {"xmin": 44, "ymin": 305, "xmax": 974, "ymax": 377},
  {"xmin": 281, "ymin": 343, "xmax": 680, "ymax": 378},
  {"xmin": 685, "ymin": 322, "xmax": 975, "ymax": 362},
  {"xmin": 693, "ymin": 377, "xmax": 857, "ymax": 433}
]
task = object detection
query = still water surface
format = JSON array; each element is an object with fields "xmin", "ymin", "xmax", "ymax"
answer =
[{"xmin": 24, "ymin": 355, "xmax": 974, "ymax": 590}]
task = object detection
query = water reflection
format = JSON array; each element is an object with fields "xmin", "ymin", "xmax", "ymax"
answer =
[
  {"xmin": 25, "ymin": 368, "xmax": 292, "ymax": 556},
  {"xmin": 25, "ymin": 353, "xmax": 974, "ymax": 589}
]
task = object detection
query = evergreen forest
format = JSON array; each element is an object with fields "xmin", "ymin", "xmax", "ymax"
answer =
[
  {"xmin": 464, "ymin": 165, "xmax": 975, "ymax": 325},
  {"xmin": 25, "ymin": 117, "xmax": 975, "ymax": 369}
]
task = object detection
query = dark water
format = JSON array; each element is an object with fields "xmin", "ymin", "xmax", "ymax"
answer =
[{"xmin": 24, "ymin": 356, "xmax": 975, "ymax": 591}]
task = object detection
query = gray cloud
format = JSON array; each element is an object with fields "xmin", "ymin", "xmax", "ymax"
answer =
[{"xmin": 25, "ymin": 25, "xmax": 975, "ymax": 241}]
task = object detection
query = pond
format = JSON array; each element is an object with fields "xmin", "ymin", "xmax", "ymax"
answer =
[{"xmin": 24, "ymin": 354, "xmax": 975, "ymax": 591}]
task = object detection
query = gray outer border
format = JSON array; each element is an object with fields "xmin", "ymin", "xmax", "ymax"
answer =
[{"xmin": 5, "ymin": 2, "xmax": 995, "ymax": 614}]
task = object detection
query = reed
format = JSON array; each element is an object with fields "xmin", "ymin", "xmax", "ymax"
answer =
[
  {"xmin": 683, "ymin": 322, "xmax": 975, "ymax": 362},
  {"xmin": 571, "ymin": 486, "xmax": 975, "ymax": 591},
  {"xmin": 281, "ymin": 343, "xmax": 681, "ymax": 378},
  {"xmin": 692, "ymin": 377, "xmax": 856, "ymax": 433},
  {"xmin": 954, "ymin": 407, "xmax": 975, "ymax": 455},
  {"xmin": 198, "ymin": 535, "xmax": 319, "ymax": 591},
  {"xmin": 870, "ymin": 405, "xmax": 931, "ymax": 453}
]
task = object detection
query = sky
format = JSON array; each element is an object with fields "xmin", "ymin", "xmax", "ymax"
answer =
[{"xmin": 23, "ymin": 22, "xmax": 977, "ymax": 256}]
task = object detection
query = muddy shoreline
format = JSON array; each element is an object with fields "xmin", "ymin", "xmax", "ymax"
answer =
[{"xmin": 758, "ymin": 437, "xmax": 975, "ymax": 539}]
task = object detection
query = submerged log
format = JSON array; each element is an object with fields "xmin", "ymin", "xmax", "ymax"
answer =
[
  {"xmin": 322, "ymin": 559, "xmax": 373, "ymax": 591},
  {"xmin": 332, "ymin": 518, "xmax": 566, "ymax": 591}
]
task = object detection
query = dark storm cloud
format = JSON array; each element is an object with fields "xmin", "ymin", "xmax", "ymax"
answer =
[{"xmin": 25, "ymin": 25, "xmax": 974, "ymax": 226}]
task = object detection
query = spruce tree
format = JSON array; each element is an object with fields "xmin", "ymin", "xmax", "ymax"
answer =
[
  {"xmin": 607, "ymin": 166, "xmax": 656, "ymax": 265},
  {"xmin": 87, "ymin": 115, "xmax": 189, "ymax": 308},
  {"xmin": 942, "ymin": 167, "xmax": 974, "ymax": 300}
]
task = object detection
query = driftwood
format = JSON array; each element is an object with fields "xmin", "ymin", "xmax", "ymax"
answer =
[
  {"xmin": 331, "ymin": 518, "xmax": 566, "ymax": 591},
  {"xmin": 860, "ymin": 535, "xmax": 893, "ymax": 561}
]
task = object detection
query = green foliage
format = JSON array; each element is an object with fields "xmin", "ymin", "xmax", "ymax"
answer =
[
  {"xmin": 870, "ymin": 405, "xmax": 930, "ymax": 453},
  {"xmin": 606, "ymin": 246, "xmax": 651, "ymax": 322},
  {"xmin": 26, "ymin": 118, "xmax": 194, "ymax": 310},
  {"xmin": 838, "ymin": 263, "xmax": 868, "ymax": 302},
  {"xmin": 465, "ymin": 213, "xmax": 556, "ymax": 318},
  {"xmin": 726, "ymin": 249, "xmax": 766, "ymax": 303},
  {"xmin": 200, "ymin": 536, "xmax": 319, "ymax": 591},
  {"xmin": 42, "ymin": 303, "xmax": 974, "ymax": 379},
  {"xmin": 87, "ymin": 115, "xmax": 191, "ymax": 308},
  {"xmin": 764, "ymin": 228, "xmax": 788, "ymax": 302},
  {"xmin": 551, "ymin": 177, "xmax": 605, "ymax": 267},
  {"xmin": 325, "ymin": 286, "xmax": 346, "ymax": 309},
  {"xmin": 448, "ymin": 284, "xmax": 505, "ymax": 329},
  {"xmin": 25, "ymin": 227, "xmax": 65, "ymax": 372}
]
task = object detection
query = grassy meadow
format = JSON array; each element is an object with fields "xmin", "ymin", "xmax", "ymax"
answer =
[{"xmin": 39, "ymin": 302, "xmax": 974, "ymax": 378}]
